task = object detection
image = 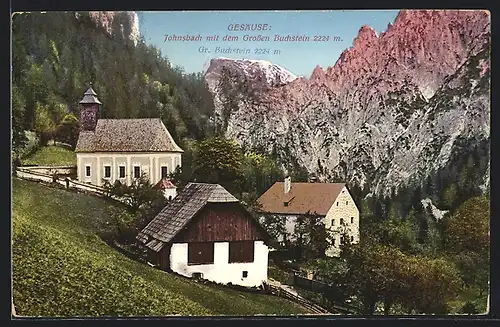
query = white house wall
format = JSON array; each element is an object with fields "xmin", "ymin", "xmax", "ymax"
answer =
[
  {"xmin": 163, "ymin": 188, "xmax": 177, "ymax": 201},
  {"xmin": 169, "ymin": 241, "xmax": 268, "ymax": 288},
  {"xmin": 324, "ymin": 186, "xmax": 360, "ymax": 257},
  {"xmin": 76, "ymin": 152, "xmax": 182, "ymax": 187}
]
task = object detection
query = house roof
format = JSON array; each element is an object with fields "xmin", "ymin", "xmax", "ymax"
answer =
[
  {"xmin": 154, "ymin": 178, "xmax": 177, "ymax": 190},
  {"xmin": 255, "ymin": 182, "xmax": 346, "ymax": 216},
  {"xmin": 137, "ymin": 183, "xmax": 243, "ymax": 252},
  {"xmin": 75, "ymin": 118, "xmax": 183, "ymax": 153}
]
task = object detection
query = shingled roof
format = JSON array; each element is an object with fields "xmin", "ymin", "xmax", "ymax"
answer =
[
  {"xmin": 137, "ymin": 183, "xmax": 242, "ymax": 252},
  {"xmin": 75, "ymin": 118, "xmax": 183, "ymax": 153},
  {"xmin": 256, "ymin": 182, "xmax": 346, "ymax": 216}
]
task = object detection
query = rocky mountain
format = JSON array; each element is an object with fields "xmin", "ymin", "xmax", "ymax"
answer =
[
  {"xmin": 205, "ymin": 58, "xmax": 297, "ymax": 91},
  {"xmin": 76, "ymin": 11, "xmax": 140, "ymax": 46},
  {"xmin": 205, "ymin": 58, "xmax": 297, "ymax": 115},
  {"xmin": 205, "ymin": 9, "xmax": 491, "ymax": 197}
]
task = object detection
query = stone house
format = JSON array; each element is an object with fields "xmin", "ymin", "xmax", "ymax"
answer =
[
  {"xmin": 137, "ymin": 182, "xmax": 271, "ymax": 287},
  {"xmin": 255, "ymin": 177, "xmax": 360, "ymax": 257},
  {"xmin": 75, "ymin": 85, "xmax": 183, "ymax": 191}
]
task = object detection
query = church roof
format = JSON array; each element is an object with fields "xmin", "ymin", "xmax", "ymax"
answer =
[{"xmin": 75, "ymin": 118, "xmax": 183, "ymax": 153}]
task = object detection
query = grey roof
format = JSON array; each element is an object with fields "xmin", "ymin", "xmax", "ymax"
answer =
[
  {"xmin": 137, "ymin": 183, "xmax": 240, "ymax": 252},
  {"xmin": 79, "ymin": 86, "xmax": 102, "ymax": 104},
  {"xmin": 75, "ymin": 118, "xmax": 183, "ymax": 153}
]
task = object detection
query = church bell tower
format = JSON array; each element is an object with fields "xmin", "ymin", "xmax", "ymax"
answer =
[{"xmin": 79, "ymin": 83, "xmax": 102, "ymax": 131}]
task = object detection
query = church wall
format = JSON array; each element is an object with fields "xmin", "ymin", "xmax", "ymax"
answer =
[{"xmin": 77, "ymin": 152, "xmax": 182, "ymax": 187}]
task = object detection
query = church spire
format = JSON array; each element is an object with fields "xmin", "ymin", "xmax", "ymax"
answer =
[
  {"xmin": 79, "ymin": 83, "xmax": 101, "ymax": 131},
  {"xmin": 79, "ymin": 82, "xmax": 102, "ymax": 105}
]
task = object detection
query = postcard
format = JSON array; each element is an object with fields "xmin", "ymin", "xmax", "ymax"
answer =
[{"xmin": 11, "ymin": 9, "xmax": 491, "ymax": 318}]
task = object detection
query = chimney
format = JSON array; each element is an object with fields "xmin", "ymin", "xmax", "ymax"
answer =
[
  {"xmin": 284, "ymin": 176, "xmax": 291, "ymax": 194},
  {"xmin": 79, "ymin": 82, "xmax": 102, "ymax": 131}
]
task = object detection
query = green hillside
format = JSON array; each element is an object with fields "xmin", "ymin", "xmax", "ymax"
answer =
[
  {"xmin": 11, "ymin": 179, "xmax": 308, "ymax": 317},
  {"xmin": 22, "ymin": 145, "xmax": 76, "ymax": 166}
]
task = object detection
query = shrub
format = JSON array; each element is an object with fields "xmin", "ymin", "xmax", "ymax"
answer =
[
  {"xmin": 55, "ymin": 113, "xmax": 80, "ymax": 149},
  {"xmin": 460, "ymin": 301, "xmax": 479, "ymax": 314}
]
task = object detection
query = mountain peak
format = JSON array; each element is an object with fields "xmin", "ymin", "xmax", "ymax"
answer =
[
  {"xmin": 354, "ymin": 25, "xmax": 378, "ymax": 46},
  {"xmin": 204, "ymin": 57, "xmax": 297, "ymax": 93},
  {"xmin": 310, "ymin": 65, "xmax": 326, "ymax": 81}
]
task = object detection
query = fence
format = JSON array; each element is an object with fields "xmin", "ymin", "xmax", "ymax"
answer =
[
  {"xmin": 294, "ymin": 274, "xmax": 331, "ymax": 293},
  {"xmin": 20, "ymin": 165, "xmax": 76, "ymax": 176},
  {"xmin": 15, "ymin": 167, "xmax": 127, "ymax": 204},
  {"xmin": 292, "ymin": 273, "xmax": 361, "ymax": 314},
  {"xmin": 264, "ymin": 281, "xmax": 331, "ymax": 315}
]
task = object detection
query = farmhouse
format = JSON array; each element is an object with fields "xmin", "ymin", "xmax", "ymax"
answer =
[
  {"xmin": 136, "ymin": 182, "xmax": 272, "ymax": 287},
  {"xmin": 75, "ymin": 84, "xmax": 183, "ymax": 188},
  {"xmin": 255, "ymin": 177, "xmax": 360, "ymax": 257}
]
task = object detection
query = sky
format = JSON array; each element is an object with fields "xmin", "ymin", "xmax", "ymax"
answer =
[{"xmin": 138, "ymin": 10, "xmax": 400, "ymax": 77}]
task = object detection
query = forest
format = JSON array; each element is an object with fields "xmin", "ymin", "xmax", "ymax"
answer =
[{"xmin": 12, "ymin": 11, "xmax": 215, "ymax": 155}]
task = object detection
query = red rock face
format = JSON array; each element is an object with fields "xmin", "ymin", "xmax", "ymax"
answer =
[
  {"xmin": 264, "ymin": 10, "xmax": 490, "ymax": 105},
  {"xmin": 205, "ymin": 10, "xmax": 490, "ymax": 194}
]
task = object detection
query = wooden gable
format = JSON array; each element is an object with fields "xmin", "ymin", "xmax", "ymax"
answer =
[{"xmin": 173, "ymin": 202, "xmax": 269, "ymax": 243}]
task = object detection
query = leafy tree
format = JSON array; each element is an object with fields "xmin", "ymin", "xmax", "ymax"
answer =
[
  {"xmin": 336, "ymin": 242, "xmax": 462, "ymax": 314},
  {"xmin": 377, "ymin": 217, "xmax": 419, "ymax": 254},
  {"xmin": 242, "ymin": 150, "xmax": 283, "ymax": 199},
  {"xmin": 24, "ymin": 63, "xmax": 48, "ymax": 130},
  {"xmin": 291, "ymin": 212, "xmax": 327, "ymax": 262},
  {"xmin": 259, "ymin": 214, "xmax": 287, "ymax": 249},
  {"xmin": 34, "ymin": 103, "xmax": 57, "ymax": 146},
  {"xmin": 12, "ymin": 85, "xmax": 28, "ymax": 154},
  {"xmin": 55, "ymin": 113, "xmax": 80, "ymax": 149},
  {"xmin": 443, "ymin": 196, "xmax": 489, "ymax": 254},
  {"xmin": 308, "ymin": 258, "xmax": 353, "ymax": 304},
  {"xmin": 460, "ymin": 301, "xmax": 479, "ymax": 314},
  {"xmin": 397, "ymin": 254, "xmax": 461, "ymax": 314},
  {"xmin": 102, "ymin": 173, "xmax": 165, "ymax": 214},
  {"xmin": 192, "ymin": 136, "xmax": 245, "ymax": 196},
  {"xmin": 443, "ymin": 195, "xmax": 490, "ymax": 295}
]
